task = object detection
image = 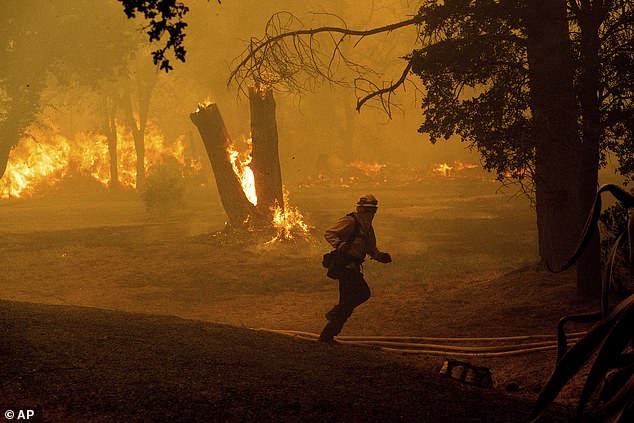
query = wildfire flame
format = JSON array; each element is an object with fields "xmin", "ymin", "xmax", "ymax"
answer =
[
  {"xmin": 223, "ymin": 135, "xmax": 310, "ymax": 243},
  {"xmin": 195, "ymin": 97, "xmax": 215, "ymax": 112},
  {"xmin": 253, "ymin": 78, "xmax": 273, "ymax": 98},
  {"xmin": 453, "ymin": 161, "xmax": 479, "ymax": 171},
  {"xmin": 267, "ymin": 187, "xmax": 311, "ymax": 243},
  {"xmin": 348, "ymin": 161, "xmax": 386, "ymax": 177},
  {"xmin": 432, "ymin": 161, "xmax": 479, "ymax": 177},
  {"xmin": 433, "ymin": 162, "xmax": 453, "ymax": 177},
  {"xmin": 227, "ymin": 138, "xmax": 257, "ymax": 206},
  {"xmin": 0, "ymin": 122, "xmax": 198, "ymax": 199}
]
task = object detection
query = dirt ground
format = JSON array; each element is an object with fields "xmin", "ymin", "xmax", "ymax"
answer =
[{"xmin": 0, "ymin": 180, "xmax": 602, "ymax": 421}]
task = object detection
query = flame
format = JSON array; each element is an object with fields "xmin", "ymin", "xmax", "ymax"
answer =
[
  {"xmin": 433, "ymin": 162, "xmax": 453, "ymax": 177},
  {"xmin": 432, "ymin": 161, "xmax": 479, "ymax": 177},
  {"xmin": 253, "ymin": 77, "xmax": 273, "ymax": 98},
  {"xmin": 227, "ymin": 138, "xmax": 257, "ymax": 206},
  {"xmin": 196, "ymin": 97, "xmax": 215, "ymax": 112},
  {"xmin": 503, "ymin": 167, "xmax": 530, "ymax": 179},
  {"xmin": 0, "ymin": 135, "xmax": 72, "ymax": 198},
  {"xmin": 348, "ymin": 160, "xmax": 386, "ymax": 177},
  {"xmin": 267, "ymin": 187, "xmax": 311, "ymax": 243},
  {"xmin": 0, "ymin": 121, "xmax": 199, "ymax": 199},
  {"xmin": 453, "ymin": 161, "xmax": 479, "ymax": 171}
]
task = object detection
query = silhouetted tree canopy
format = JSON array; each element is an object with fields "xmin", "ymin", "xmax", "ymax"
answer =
[{"xmin": 118, "ymin": 0, "xmax": 221, "ymax": 71}]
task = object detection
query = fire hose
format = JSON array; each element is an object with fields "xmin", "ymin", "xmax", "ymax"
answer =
[{"xmin": 253, "ymin": 328, "xmax": 586, "ymax": 357}]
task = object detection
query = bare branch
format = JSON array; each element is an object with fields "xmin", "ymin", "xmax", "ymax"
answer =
[
  {"xmin": 228, "ymin": 14, "xmax": 422, "ymax": 85},
  {"xmin": 227, "ymin": 11, "xmax": 424, "ymax": 113},
  {"xmin": 355, "ymin": 62, "xmax": 412, "ymax": 116}
]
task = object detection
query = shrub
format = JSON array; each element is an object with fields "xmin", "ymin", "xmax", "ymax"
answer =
[{"xmin": 140, "ymin": 161, "xmax": 185, "ymax": 211}]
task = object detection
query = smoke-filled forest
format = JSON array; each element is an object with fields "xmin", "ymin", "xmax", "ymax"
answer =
[{"xmin": 1, "ymin": 1, "xmax": 634, "ymax": 422}]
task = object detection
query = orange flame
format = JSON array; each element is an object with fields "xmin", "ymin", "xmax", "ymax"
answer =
[
  {"xmin": 432, "ymin": 161, "xmax": 479, "ymax": 178},
  {"xmin": 348, "ymin": 161, "xmax": 386, "ymax": 177},
  {"xmin": 453, "ymin": 161, "xmax": 479, "ymax": 171},
  {"xmin": 433, "ymin": 162, "xmax": 453, "ymax": 177},
  {"xmin": 267, "ymin": 187, "xmax": 311, "ymax": 243},
  {"xmin": 227, "ymin": 138, "xmax": 257, "ymax": 206},
  {"xmin": 0, "ymin": 122, "xmax": 198, "ymax": 199},
  {"xmin": 253, "ymin": 78, "xmax": 273, "ymax": 98},
  {"xmin": 223, "ymin": 135, "xmax": 311, "ymax": 243}
]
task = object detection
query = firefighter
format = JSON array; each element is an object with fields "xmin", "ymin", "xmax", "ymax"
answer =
[{"xmin": 319, "ymin": 194, "xmax": 392, "ymax": 344}]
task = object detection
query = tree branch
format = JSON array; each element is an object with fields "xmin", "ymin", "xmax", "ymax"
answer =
[
  {"xmin": 227, "ymin": 13, "xmax": 423, "ymax": 87},
  {"xmin": 355, "ymin": 62, "xmax": 412, "ymax": 116}
]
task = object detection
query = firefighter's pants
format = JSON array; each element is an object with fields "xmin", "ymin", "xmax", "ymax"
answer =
[{"xmin": 323, "ymin": 267, "xmax": 371, "ymax": 336}]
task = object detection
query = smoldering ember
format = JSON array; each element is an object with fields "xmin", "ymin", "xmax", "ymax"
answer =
[{"xmin": 1, "ymin": 1, "xmax": 633, "ymax": 422}]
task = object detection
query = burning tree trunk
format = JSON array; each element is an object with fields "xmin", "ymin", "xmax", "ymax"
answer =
[
  {"xmin": 190, "ymin": 103, "xmax": 256, "ymax": 227},
  {"xmin": 249, "ymin": 85, "xmax": 284, "ymax": 219},
  {"xmin": 191, "ymin": 91, "xmax": 310, "ymax": 241}
]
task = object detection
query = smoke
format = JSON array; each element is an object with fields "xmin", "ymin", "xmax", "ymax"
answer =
[{"xmin": 1, "ymin": 0, "xmax": 481, "ymax": 205}]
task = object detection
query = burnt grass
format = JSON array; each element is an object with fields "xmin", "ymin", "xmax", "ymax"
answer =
[{"xmin": 0, "ymin": 300, "xmax": 575, "ymax": 423}]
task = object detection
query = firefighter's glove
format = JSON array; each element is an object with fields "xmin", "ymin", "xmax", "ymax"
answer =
[{"xmin": 375, "ymin": 252, "xmax": 392, "ymax": 263}]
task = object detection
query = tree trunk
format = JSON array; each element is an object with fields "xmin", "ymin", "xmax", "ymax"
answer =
[
  {"xmin": 0, "ymin": 87, "xmax": 39, "ymax": 181},
  {"xmin": 575, "ymin": 0, "xmax": 603, "ymax": 298},
  {"xmin": 104, "ymin": 96, "xmax": 119, "ymax": 191},
  {"xmin": 122, "ymin": 90, "xmax": 151, "ymax": 191},
  {"xmin": 106, "ymin": 117, "xmax": 119, "ymax": 191},
  {"xmin": 525, "ymin": 0, "xmax": 600, "ymax": 297},
  {"xmin": 0, "ymin": 139, "xmax": 11, "ymax": 182},
  {"xmin": 249, "ymin": 86, "xmax": 284, "ymax": 220},
  {"xmin": 190, "ymin": 103, "xmax": 256, "ymax": 227}
]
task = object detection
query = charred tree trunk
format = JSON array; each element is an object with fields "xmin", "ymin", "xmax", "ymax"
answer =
[
  {"xmin": 249, "ymin": 86, "xmax": 284, "ymax": 219},
  {"xmin": 190, "ymin": 103, "xmax": 256, "ymax": 227}
]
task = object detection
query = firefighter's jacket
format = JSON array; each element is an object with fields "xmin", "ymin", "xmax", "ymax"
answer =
[{"xmin": 324, "ymin": 212, "xmax": 382, "ymax": 263}]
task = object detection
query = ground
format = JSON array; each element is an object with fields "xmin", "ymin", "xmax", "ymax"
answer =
[{"xmin": 0, "ymin": 180, "xmax": 602, "ymax": 421}]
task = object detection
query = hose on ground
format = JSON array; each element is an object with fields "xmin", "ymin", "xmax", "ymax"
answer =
[{"xmin": 254, "ymin": 328, "xmax": 585, "ymax": 357}]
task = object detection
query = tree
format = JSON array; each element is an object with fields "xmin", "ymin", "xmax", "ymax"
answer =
[
  {"xmin": 118, "ymin": 0, "xmax": 223, "ymax": 72},
  {"xmin": 0, "ymin": 2, "xmax": 58, "ymax": 180},
  {"xmin": 121, "ymin": 58, "xmax": 159, "ymax": 190},
  {"xmin": 0, "ymin": 0, "xmax": 150, "ymax": 189},
  {"xmin": 411, "ymin": 0, "xmax": 633, "ymax": 296},
  {"xmin": 190, "ymin": 85, "xmax": 285, "ymax": 230}
]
